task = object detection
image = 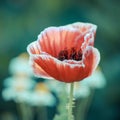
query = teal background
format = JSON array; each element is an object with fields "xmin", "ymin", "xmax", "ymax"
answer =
[{"xmin": 0, "ymin": 0, "xmax": 120, "ymax": 120}]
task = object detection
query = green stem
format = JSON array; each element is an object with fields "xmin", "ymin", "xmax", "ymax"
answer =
[{"xmin": 68, "ymin": 82, "xmax": 74, "ymax": 120}]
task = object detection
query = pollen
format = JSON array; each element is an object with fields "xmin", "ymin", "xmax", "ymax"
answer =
[
  {"xmin": 58, "ymin": 49, "xmax": 68, "ymax": 61},
  {"xmin": 58, "ymin": 47, "xmax": 82, "ymax": 61}
]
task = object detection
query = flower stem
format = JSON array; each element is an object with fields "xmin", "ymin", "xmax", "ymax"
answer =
[{"xmin": 68, "ymin": 82, "xmax": 74, "ymax": 120}]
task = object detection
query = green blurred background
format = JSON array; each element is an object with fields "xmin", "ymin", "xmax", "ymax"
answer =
[{"xmin": 0, "ymin": 0, "xmax": 120, "ymax": 120}]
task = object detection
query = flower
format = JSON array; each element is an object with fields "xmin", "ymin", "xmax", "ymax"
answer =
[
  {"xmin": 45, "ymin": 79, "xmax": 65, "ymax": 94},
  {"xmin": 28, "ymin": 82, "xmax": 56, "ymax": 107},
  {"xmin": 9, "ymin": 52, "xmax": 33, "ymax": 77},
  {"xmin": 2, "ymin": 53, "xmax": 36, "ymax": 103},
  {"xmin": 67, "ymin": 82, "xmax": 90, "ymax": 98},
  {"xmin": 66, "ymin": 66, "xmax": 106, "ymax": 99},
  {"xmin": 81, "ymin": 66, "xmax": 106, "ymax": 89},
  {"xmin": 27, "ymin": 22, "xmax": 100, "ymax": 83}
]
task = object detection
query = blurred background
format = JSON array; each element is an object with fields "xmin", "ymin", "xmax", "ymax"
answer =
[{"xmin": 0, "ymin": 0, "xmax": 120, "ymax": 120}]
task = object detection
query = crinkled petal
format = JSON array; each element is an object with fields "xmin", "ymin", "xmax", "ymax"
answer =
[
  {"xmin": 36, "ymin": 23, "xmax": 97, "ymax": 57},
  {"xmin": 30, "ymin": 59, "xmax": 52, "ymax": 79},
  {"xmin": 30, "ymin": 46, "xmax": 100, "ymax": 83},
  {"xmin": 66, "ymin": 22, "xmax": 97, "ymax": 49},
  {"xmin": 81, "ymin": 32, "xmax": 95, "ymax": 52},
  {"xmin": 82, "ymin": 46, "xmax": 100, "ymax": 78},
  {"xmin": 37, "ymin": 27, "xmax": 84, "ymax": 57},
  {"xmin": 27, "ymin": 41, "xmax": 41, "ymax": 55},
  {"xmin": 30, "ymin": 53, "xmax": 84, "ymax": 82},
  {"xmin": 27, "ymin": 22, "xmax": 100, "ymax": 83},
  {"xmin": 66, "ymin": 22, "xmax": 97, "ymax": 35}
]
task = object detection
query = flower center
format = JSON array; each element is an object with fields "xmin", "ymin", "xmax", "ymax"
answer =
[{"xmin": 58, "ymin": 47, "xmax": 82, "ymax": 61}]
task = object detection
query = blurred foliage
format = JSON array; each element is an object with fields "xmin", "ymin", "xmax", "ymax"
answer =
[{"xmin": 0, "ymin": 0, "xmax": 120, "ymax": 120}]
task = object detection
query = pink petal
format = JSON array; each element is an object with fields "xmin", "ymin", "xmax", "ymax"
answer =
[
  {"xmin": 27, "ymin": 41, "xmax": 41, "ymax": 55},
  {"xmin": 37, "ymin": 27, "xmax": 84, "ymax": 57},
  {"xmin": 66, "ymin": 22, "xmax": 97, "ymax": 50},
  {"xmin": 81, "ymin": 32, "xmax": 95, "ymax": 52},
  {"xmin": 67, "ymin": 22, "xmax": 97, "ymax": 35},
  {"xmin": 30, "ymin": 59, "xmax": 52, "ymax": 79},
  {"xmin": 30, "ymin": 53, "xmax": 84, "ymax": 82},
  {"xmin": 30, "ymin": 45, "xmax": 100, "ymax": 83},
  {"xmin": 27, "ymin": 22, "xmax": 99, "ymax": 83},
  {"xmin": 82, "ymin": 46, "xmax": 100, "ymax": 77}
]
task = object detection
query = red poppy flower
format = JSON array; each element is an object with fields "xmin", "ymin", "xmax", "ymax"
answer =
[{"xmin": 27, "ymin": 22, "xmax": 100, "ymax": 83}]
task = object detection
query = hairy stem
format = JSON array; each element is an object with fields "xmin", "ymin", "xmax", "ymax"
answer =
[{"xmin": 68, "ymin": 82, "xmax": 74, "ymax": 120}]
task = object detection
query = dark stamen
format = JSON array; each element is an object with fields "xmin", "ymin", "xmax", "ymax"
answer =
[
  {"xmin": 58, "ymin": 47, "xmax": 82, "ymax": 61},
  {"xmin": 70, "ymin": 47, "xmax": 77, "ymax": 60},
  {"xmin": 58, "ymin": 49, "xmax": 68, "ymax": 61},
  {"xmin": 76, "ymin": 50, "xmax": 82, "ymax": 60}
]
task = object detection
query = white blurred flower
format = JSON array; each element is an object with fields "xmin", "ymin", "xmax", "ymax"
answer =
[
  {"xmin": 28, "ymin": 83, "xmax": 56, "ymax": 107},
  {"xmin": 81, "ymin": 67, "xmax": 106, "ymax": 89},
  {"xmin": 2, "ymin": 88, "xmax": 16, "ymax": 101},
  {"xmin": 3, "ymin": 77, "xmax": 35, "ymax": 90},
  {"xmin": 2, "ymin": 88, "xmax": 31, "ymax": 103},
  {"xmin": 29, "ymin": 91, "xmax": 56, "ymax": 107},
  {"xmin": 2, "ymin": 53, "xmax": 36, "ymax": 103},
  {"xmin": 2, "ymin": 77, "xmax": 35, "ymax": 103},
  {"xmin": 9, "ymin": 53, "xmax": 33, "ymax": 77},
  {"xmin": 66, "ymin": 82, "xmax": 90, "ymax": 99},
  {"xmin": 45, "ymin": 79, "xmax": 65, "ymax": 94},
  {"xmin": 67, "ymin": 67, "xmax": 106, "ymax": 99}
]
